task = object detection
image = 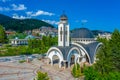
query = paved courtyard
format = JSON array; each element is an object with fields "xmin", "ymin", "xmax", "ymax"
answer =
[{"xmin": 0, "ymin": 57, "xmax": 75, "ymax": 80}]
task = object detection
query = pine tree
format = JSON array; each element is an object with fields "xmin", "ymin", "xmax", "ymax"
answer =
[
  {"xmin": 95, "ymin": 38, "xmax": 113, "ymax": 74},
  {"xmin": 110, "ymin": 29, "xmax": 120, "ymax": 71},
  {"xmin": 84, "ymin": 29, "xmax": 120, "ymax": 80}
]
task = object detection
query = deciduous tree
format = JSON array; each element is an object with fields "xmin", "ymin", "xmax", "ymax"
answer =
[{"xmin": 0, "ymin": 25, "xmax": 6, "ymax": 43}]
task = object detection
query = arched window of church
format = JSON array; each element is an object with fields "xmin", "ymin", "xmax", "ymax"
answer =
[{"xmin": 60, "ymin": 27, "xmax": 62, "ymax": 41}]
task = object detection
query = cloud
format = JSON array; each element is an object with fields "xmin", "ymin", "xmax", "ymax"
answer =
[
  {"xmin": 33, "ymin": 10, "xmax": 54, "ymax": 16},
  {"xmin": 0, "ymin": 4, "xmax": 27, "ymax": 11},
  {"xmin": 81, "ymin": 19, "xmax": 88, "ymax": 23},
  {"xmin": 0, "ymin": 7, "xmax": 2, "ymax": 11},
  {"xmin": 11, "ymin": 4, "xmax": 27, "ymax": 11},
  {"xmin": 0, "ymin": 0, "xmax": 11, "ymax": 2},
  {"xmin": 26, "ymin": 10, "xmax": 54, "ymax": 17},
  {"xmin": 26, "ymin": 11, "xmax": 33, "ymax": 16},
  {"xmin": 26, "ymin": 11, "xmax": 33, "ymax": 15},
  {"xmin": 42, "ymin": 19, "xmax": 59, "ymax": 25},
  {"xmin": 0, "ymin": 6, "xmax": 10, "ymax": 11},
  {"xmin": 12, "ymin": 13, "xmax": 30, "ymax": 19}
]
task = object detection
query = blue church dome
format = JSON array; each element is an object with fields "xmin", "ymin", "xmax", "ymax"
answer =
[{"xmin": 71, "ymin": 28, "xmax": 94, "ymax": 38}]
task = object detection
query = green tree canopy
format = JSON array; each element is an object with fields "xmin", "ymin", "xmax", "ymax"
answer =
[
  {"xmin": 0, "ymin": 25, "xmax": 7, "ymax": 43},
  {"xmin": 95, "ymin": 38, "xmax": 113, "ymax": 74},
  {"xmin": 28, "ymin": 36, "xmax": 58, "ymax": 54},
  {"xmin": 72, "ymin": 63, "xmax": 82, "ymax": 78},
  {"xmin": 110, "ymin": 29, "xmax": 120, "ymax": 71},
  {"xmin": 83, "ymin": 29, "xmax": 120, "ymax": 80},
  {"xmin": 34, "ymin": 71, "xmax": 49, "ymax": 80}
]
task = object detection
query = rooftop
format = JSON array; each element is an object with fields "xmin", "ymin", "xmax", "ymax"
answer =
[{"xmin": 71, "ymin": 28, "xmax": 94, "ymax": 38}]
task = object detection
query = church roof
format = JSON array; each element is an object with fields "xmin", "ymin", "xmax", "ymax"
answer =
[
  {"xmin": 55, "ymin": 45, "xmax": 81, "ymax": 61},
  {"xmin": 60, "ymin": 14, "xmax": 68, "ymax": 20},
  {"xmin": 75, "ymin": 42, "xmax": 100, "ymax": 63},
  {"xmin": 55, "ymin": 46, "xmax": 72, "ymax": 60},
  {"xmin": 51, "ymin": 41, "xmax": 100, "ymax": 63},
  {"xmin": 71, "ymin": 28, "xmax": 94, "ymax": 38}
]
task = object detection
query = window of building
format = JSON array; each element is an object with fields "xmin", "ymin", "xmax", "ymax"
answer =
[
  {"xmin": 60, "ymin": 27, "xmax": 62, "ymax": 41},
  {"xmin": 65, "ymin": 27, "xmax": 67, "ymax": 41}
]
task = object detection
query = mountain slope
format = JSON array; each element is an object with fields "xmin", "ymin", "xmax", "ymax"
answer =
[
  {"xmin": 0, "ymin": 14, "xmax": 14, "ymax": 23},
  {"xmin": 0, "ymin": 14, "xmax": 54, "ymax": 32}
]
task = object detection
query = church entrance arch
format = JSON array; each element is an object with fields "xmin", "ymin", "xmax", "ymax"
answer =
[
  {"xmin": 67, "ymin": 47, "xmax": 81, "ymax": 67},
  {"xmin": 72, "ymin": 43, "xmax": 91, "ymax": 64},
  {"xmin": 52, "ymin": 55, "xmax": 60, "ymax": 66},
  {"xmin": 47, "ymin": 47, "xmax": 64, "ymax": 68}
]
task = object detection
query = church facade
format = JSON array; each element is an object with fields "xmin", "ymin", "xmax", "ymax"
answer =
[{"xmin": 47, "ymin": 14, "xmax": 102, "ymax": 68}]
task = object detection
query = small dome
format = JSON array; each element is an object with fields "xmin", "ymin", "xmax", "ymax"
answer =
[
  {"xmin": 60, "ymin": 14, "xmax": 68, "ymax": 20},
  {"xmin": 71, "ymin": 28, "xmax": 94, "ymax": 38}
]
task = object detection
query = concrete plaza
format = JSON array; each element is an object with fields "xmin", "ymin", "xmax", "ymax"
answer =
[{"xmin": 0, "ymin": 58, "xmax": 76, "ymax": 80}]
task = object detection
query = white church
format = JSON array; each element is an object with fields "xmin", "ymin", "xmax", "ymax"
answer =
[{"xmin": 47, "ymin": 14, "xmax": 102, "ymax": 68}]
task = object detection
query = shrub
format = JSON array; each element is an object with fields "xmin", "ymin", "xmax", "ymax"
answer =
[
  {"xmin": 19, "ymin": 60, "xmax": 26, "ymax": 63},
  {"xmin": 83, "ymin": 66, "xmax": 100, "ymax": 80},
  {"xmin": 107, "ymin": 72, "xmax": 120, "ymax": 80},
  {"xmin": 83, "ymin": 66, "xmax": 120, "ymax": 80},
  {"xmin": 34, "ymin": 70, "xmax": 49, "ymax": 80},
  {"xmin": 3, "ymin": 44, "xmax": 12, "ymax": 47},
  {"xmin": 72, "ymin": 63, "xmax": 82, "ymax": 78}
]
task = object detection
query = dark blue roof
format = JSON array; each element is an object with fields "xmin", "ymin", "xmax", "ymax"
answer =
[
  {"xmin": 54, "ymin": 45, "xmax": 80, "ymax": 60},
  {"xmin": 71, "ymin": 28, "xmax": 94, "ymax": 38},
  {"xmin": 60, "ymin": 14, "xmax": 68, "ymax": 20},
  {"xmin": 56, "ymin": 46, "xmax": 73, "ymax": 60},
  {"xmin": 48, "ymin": 42, "xmax": 101, "ymax": 64}
]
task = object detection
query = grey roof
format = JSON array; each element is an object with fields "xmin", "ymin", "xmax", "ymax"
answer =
[
  {"xmin": 49, "ymin": 41, "xmax": 100, "ymax": 63},
  {"xmin": 56, "ymin": 46, "xmax": 73, "ymax": 60},
  {"xmin": 71, "ymin": 28, "xmax": 94, "ymax": 38},
  {"xmin": 75, "ymin": 42, "xmax": 100, "ymax": 63},
  {"xmin": 48, "ymin": 42, "xmax": 101, "ymax": 64},
  {"xmin": 54, "ymin": 45, "xmax": 80, "ymax": 60},
  {"xmin": 25, "ymin": 35, "xmax": 35, "ymax": 39}
]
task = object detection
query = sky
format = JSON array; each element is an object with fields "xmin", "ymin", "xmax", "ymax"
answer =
[{"xmin": 0, "ymin": 0, "xmax": 120, "ymax": 32}]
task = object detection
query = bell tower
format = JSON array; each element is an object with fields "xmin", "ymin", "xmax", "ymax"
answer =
[{"xmin": 58, "ymin": 13, "xmax": 69, "ymax": 47}]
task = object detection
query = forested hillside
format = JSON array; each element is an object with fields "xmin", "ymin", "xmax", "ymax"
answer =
[{"xmin": 0, "ymin": 14, "xmax": 54, "ymax": 32}]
